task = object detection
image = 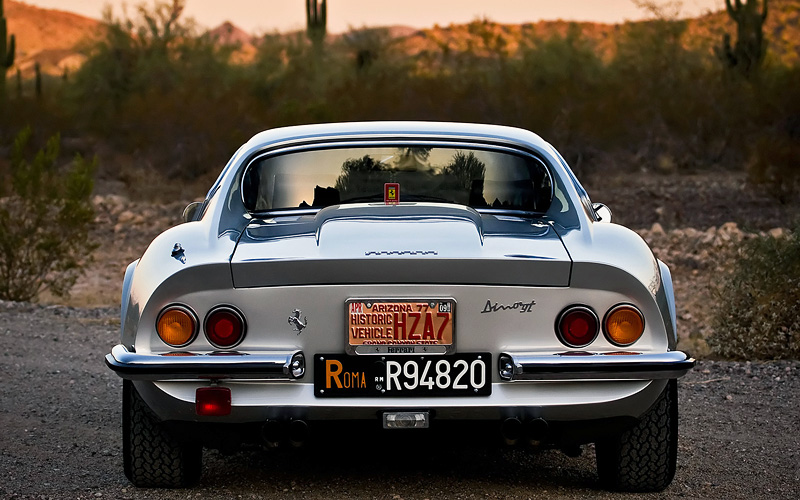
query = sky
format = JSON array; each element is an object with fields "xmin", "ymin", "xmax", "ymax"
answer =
[{"xmin": 21, "ymin": 0, "xmax": 725, "ymax": 34}]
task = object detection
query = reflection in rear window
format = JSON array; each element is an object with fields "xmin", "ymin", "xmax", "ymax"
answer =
[{"xmin": 242, "ymin": 146, "xmax": 552, "ymax": 213}]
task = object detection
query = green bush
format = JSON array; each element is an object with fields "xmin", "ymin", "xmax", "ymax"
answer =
[
  {"xmin": 709, "ymin": 230, "xmax": 800, "ymax": 359},
  {"xmin": 0, "ymin": 127, "xmax": 97, "ymax": 301}
]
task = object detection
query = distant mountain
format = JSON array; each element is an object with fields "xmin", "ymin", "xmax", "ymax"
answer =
[
  {"xmin": 401, "ymin": 0, "xmax": 800, "ymax": 65},
  {"xmin": 209, "ymin": 21, "xmax": 254, "ymax": 46},
  {"xmin": 208, "ymin": 21, "xmax": 258, "ymax": 62},
  {"xmin": 5, "ymin": 0, "xmax": 102, "ymax": 77},
  {"xmin": 3, "ymin": 0, "xmax": 798, "ymax": 78}
]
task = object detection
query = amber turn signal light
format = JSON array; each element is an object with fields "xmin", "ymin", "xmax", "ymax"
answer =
[
  {"xmin": 156, "ymin": 306, "xmax": 197, "ymax": 347},
  {"xmin": 604, "ymin": 305, "xmax": 645, "ymax": 346}
]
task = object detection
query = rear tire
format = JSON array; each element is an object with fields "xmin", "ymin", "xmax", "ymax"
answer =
[
  {"xmin": 595, "ymin": 379, "xmax": 678, "ymax": 492},
  {"xmin": 123, "ymin": 380, "xmax": 202, "ymax": 488}
]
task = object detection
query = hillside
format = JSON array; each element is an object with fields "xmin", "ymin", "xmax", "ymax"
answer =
[
  {"xmin": 4, "ymin": 0, "xmax": 102, "ymax": 77},
  {"xmin": 400, "ymin": 0, "xmax": 800, "ymax": 64},
  {"xmin": 4, "ymin": 0, "xmax": 799, "ymax": 79}
]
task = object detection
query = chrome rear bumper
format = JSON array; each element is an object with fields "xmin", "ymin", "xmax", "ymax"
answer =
[
  {"xmin": 105, "ymin": 344, "xmax": 303, "ymax": 381},
  {"xmin": 500, "ymin": 351, "xmax": 695, "ymax": 381},
  {"xmin": 107, "ymin": 345, "xmax": 693, "ymax": 383}
]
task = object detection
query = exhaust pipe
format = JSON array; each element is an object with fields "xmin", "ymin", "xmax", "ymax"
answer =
[
  {"xmin": 260, "ymin": 420, "xmax": 282, "ymax": 448},
  {"xmin": 288, "ymin": 419, "xmax": 309, "ymax": 448},
  {"xmin": 526, "ymin": 418, "xmax": 549, "ymax": 446},
  {"xmin": 500, "ymin": 417, "xmax": 523, "ymax": 445}
]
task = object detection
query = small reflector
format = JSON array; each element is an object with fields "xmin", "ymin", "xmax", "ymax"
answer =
[{"xmin": 196, "ymin": 387, "xmax": 231, "ymax": 416}]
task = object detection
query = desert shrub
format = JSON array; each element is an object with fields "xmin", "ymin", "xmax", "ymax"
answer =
[
  {"xmin": 748, "ymin": 133, "xmax": 800, "ymax": 203},
  {"xmin": 29, "ymin": 1, "xmax": 794, "ymax": 192},
  {"xmin": 0, "ymin": 127, "xmax": 97, "ymax": 301},
  {"xmin": 709, "ymin": 230, "xmax": 800, "ymax": 359},
  {"xmin": 746, "ymin": 66, "xmax": 800, "ymax": 202},
  {"xmin": 66, "ymin": 0, "xmax": 248, "ymax": 180}
]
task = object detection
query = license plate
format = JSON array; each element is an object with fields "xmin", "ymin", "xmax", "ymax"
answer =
[
  {"xmin": 314, "ymin": 353, "xmax": 491, "ymax": 397},
  {"xmin": 346, "ymin": 299, "xmax": 455, "ymax": 355}
]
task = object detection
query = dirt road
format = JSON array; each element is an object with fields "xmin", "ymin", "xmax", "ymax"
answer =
[{"xmin": 0, "ymin": 302, "xmax": 798, "ymax": 499}]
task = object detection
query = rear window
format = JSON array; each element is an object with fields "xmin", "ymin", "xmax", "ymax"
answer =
[{"xmin": 242, "ymin": 145, "xmax": 553, "ymax": 213}]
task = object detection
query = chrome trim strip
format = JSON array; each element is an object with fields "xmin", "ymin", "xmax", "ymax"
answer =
[
  {"xmin": 105, "ymin": 344, "xmax": 301, "ymax": 381},
  {"xmin": 504, "ymin": 351, "xmax": 695, "ymax": 381}
]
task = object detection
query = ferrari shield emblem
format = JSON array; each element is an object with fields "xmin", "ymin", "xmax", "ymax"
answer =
[{"xmin": 384, "ymin": 183, "xmax": 400, "ymax": 205}]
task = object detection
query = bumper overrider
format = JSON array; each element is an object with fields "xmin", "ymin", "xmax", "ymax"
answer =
[{"xmin": 106, "ymin": 344, "xmax": 694, "ymax": 382}]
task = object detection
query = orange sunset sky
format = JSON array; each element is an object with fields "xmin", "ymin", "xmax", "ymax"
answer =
[{"xmin": 19, "ymin": 0, "xmax": 724, "ymax": 33}]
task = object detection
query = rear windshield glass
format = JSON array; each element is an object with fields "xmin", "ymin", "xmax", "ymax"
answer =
[{"xmin": 242, "ymin": 146, "xmax": 552, "ymax": 213}]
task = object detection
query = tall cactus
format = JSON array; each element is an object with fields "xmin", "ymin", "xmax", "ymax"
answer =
[
  {"xmin": 1, "ymin": 0, "xmax": 17, "ymax": 100},
  {"xmin": 719, "ymin": 0, "xmax": 768, "ymax": 78},
  {"xmin": 306, "ymin": 0, "xmax": 327, "ymax": 51},
  {"xmin": 34, "ymin": 61, "xmax": 41, "ymax": 99}
]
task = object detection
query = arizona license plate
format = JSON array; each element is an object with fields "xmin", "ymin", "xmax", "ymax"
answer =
[
  {"xmin": 314, "ymin": 353, "xmax": 491, "ymax": 397},
  {"xmin": 346, "ymin": 299, "xmax": 455, "ymax": 355}
]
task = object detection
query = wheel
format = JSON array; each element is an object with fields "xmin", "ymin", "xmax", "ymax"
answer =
[
  {"xmin": 595, "ymin": 379, "xmax": 678, "ymax": 492},
  {"xmin": 123, "ymin": 380, "xmax": 202, "ymax": 488}
]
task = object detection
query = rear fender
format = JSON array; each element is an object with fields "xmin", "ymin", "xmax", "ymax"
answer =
[
  {"xmin": 657, "ymin": 260, "xmax": 678, "ymax": 349},
  {"xmin": 120, "ymin": 260, "xmax": 138, "ymax": 341}
]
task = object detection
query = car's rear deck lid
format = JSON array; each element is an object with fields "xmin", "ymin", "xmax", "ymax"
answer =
[{"xmin": 231, "ymin": 204, "xmax": 571, "ymax": 287}]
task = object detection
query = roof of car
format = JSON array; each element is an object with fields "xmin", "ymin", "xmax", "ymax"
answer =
[{"xmin": 243, "ymin": 121, "xmax": 552, "ymax": 153}]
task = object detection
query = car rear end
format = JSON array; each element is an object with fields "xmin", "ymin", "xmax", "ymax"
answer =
[{"xmin": 105, "ymin": 123, "xmax": 693, "ymax": 490}]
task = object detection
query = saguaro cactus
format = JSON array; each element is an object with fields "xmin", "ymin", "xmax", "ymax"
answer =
[
  {"xmin": 306, "ymin": 0, "xmax": 327, "ymax": 51},
  {"xmin": 1, "ymin": 0, "xmax": 17, "ymax": 99},
  {"xmin": 34, "ymin": 61, "xmax": 41, "ymax": 99},
  {"xmin": 720, "ymin": 0, "xmax": 768, "ymax": 78}
]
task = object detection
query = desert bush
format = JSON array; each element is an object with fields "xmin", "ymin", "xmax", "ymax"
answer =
[
  {"xmin": 745, "ymin": 66, "xmax": 800, "ymax": 201},
  {"xmin": 748, "ymin": 133, "xmax": 800, "ymax": 203},
  {"xmin": 33, "ymin": 1, "xmax": 795, "ymax": 193},
  {"xmin": 67, "ymin": 0, "xmax": 247, "ymax": 180},
  {"xmin": 709, "ymin": 230, "xmax": 800, "ymax": 359},
  {"xmin": 0, "ymin": 127, "xmax": 97, "ymax": 301}
]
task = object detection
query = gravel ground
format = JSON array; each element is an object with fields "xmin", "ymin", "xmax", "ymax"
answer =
[{"xmin": 1, "ymin": 303, "xmax": 798, "ymax": 499}]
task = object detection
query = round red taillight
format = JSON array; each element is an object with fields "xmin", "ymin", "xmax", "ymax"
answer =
[
  {"xmin": 204, "ymin": 306, "xmax": 246, "ymax": 348},
  {"xmin": 556, "ymin": 306, "xmax": 599, "ymax": 348}
]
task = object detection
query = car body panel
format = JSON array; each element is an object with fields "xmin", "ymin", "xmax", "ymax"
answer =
[{"xmin": 108, "ymin": 121, "xmax": 693, "ymax": 442}]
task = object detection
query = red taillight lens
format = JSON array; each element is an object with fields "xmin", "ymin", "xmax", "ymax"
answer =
[
  {"xmin": 204, "ymin": 306, "xmax": 245, "ymax": 348},
  {"xmin": 556, "ymin": 306, "xmax": 599, "ymax": 348},
  {"xmin": 196, "ymin": 387, "xmax": 231, "ymax": 416}
]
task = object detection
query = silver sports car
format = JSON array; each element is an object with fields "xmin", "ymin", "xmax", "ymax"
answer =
[{"xmin": 106, "ymin": 122, "xmax": 694, "ymax": 491}]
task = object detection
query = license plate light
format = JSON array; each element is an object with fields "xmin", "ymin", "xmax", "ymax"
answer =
[{"xmin": 383, "ymin": 411, "xmax": 430, "ymax": 429}]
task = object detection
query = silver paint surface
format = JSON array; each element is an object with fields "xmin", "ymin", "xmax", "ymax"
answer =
[{"xmin": 109, "ymin": 122, "xmax": 692, "ymax": 425}]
